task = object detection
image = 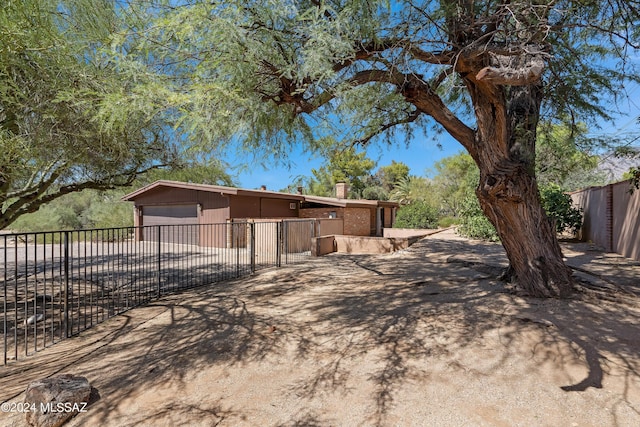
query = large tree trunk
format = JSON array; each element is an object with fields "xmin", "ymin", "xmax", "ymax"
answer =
[
  {"xmin": 463, "ymin": 65, "xmax": 574, "ymax": 298},
  {"xmin": 475, "ymin": 161, "xmax": 574, "ymax": 298}
]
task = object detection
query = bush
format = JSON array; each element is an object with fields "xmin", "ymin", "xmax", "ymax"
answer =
[
  {"xmin": 539, "ymin": 183, "xmax": 583, "ymax": 234},
  {"xmin": 456, "ymin": 195, "xmax": 500, "ymax": 242},
  {"xmin": 437, "ymin": 216, "xmax": 460, "ymax": 228},
  {"xmin": 394, "ymin": 200, "xmax": 439, "ymax": 229}
]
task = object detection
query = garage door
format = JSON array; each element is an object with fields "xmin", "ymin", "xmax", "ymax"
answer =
[{"xmin": 142, "ymin": 205, "xmax": 199, "ymax": 245}]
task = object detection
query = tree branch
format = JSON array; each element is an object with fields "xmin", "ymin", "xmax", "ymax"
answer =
[
  {"xmin": 0, "ymin": 163, "xmax": 170, "ymax": 230},
  {"xmin": 353, "ymin": 109, "xmax": 422, "ymax": 147},
  {"xmin": 476, "ymin": 54, "xmax": 545, "ymax": 86}
]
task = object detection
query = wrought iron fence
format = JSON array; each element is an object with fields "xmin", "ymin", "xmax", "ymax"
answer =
[{"xmin": 1, "ymin": 220, "xmax": 315, "ymax": 365}]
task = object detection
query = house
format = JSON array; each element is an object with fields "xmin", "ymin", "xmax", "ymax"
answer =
[
  {"xmin": 300, "ymin": 183, "xmax": 397, "ymax": 237},
  {"xmin": 122, "ymin": 180, "xmax": 398, "ymax": 247}
]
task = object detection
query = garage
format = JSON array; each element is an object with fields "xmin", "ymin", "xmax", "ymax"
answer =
[{"xmin": 142, "ymin": 205, "xmax": 199, "ymax": 245}]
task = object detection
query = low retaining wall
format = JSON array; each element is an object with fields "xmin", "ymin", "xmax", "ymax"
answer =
[
  {"xmin": 311, "ymin": 235, "xmax": 422, "ymax": 256},
  {"xmin": 312, "ymin": 235, "xmax": 337, "ymax": 256},
  {"xmin": 383, "ymin": 228, "xmax": 436, "ymax": 239}
]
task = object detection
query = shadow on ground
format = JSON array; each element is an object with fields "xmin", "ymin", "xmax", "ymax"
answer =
[{"xmin": 2, "ymin": 233, "xmax": 639, "ymax": 426}]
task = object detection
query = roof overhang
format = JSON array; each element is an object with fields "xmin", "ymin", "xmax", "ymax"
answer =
[
  {"xmin": 122, "ymin": 180, "xmax": 399, "ymax": 208},
  {"xmin": 122, "ymin": 180, "xmax": 304, "ymax": 202}
]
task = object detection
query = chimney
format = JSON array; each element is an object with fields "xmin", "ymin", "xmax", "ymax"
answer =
[
  {"xmin": 335, "ymin": 181, "xmax": 348, "ymax": 199},
  {"xmin": 297, "ymin": 186, "xmax": 304, "ymax": 195},
  {"xmin": 260, "ymin": 185, "xmax": 267, "ymax": 191}
]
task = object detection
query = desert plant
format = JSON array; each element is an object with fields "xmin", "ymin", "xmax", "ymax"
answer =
[{"xmin": 393, "ymin": 201, "xmax": 439, "ymax": 229}]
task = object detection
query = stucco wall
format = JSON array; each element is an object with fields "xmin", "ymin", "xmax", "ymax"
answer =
[
  {"xmin": 312, "ymin": 235, "xmax": 420, "ymax": 255},
  {"xmin": 383, "ymin": 228, "xmax": 433, "ymax": 238},
  {"xmin": 612, "ymin": 181, "xmax": 640, "ymax": 261},
  {"xmin": 316, "ymin": 219, "xmax": 344, "ymax": 236}
]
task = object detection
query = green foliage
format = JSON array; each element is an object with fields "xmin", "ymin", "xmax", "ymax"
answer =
[
  {"xmin": 536, "ymin": 122, "xmax": 607, "ymax": 190},
  {"xmin": 360, "ymin": 186, "xmax": 388, "ymax": 201},
  {"xmin": 376, "ymin": 161, "xmax": 410, "ymax": 192},
  {"xmin": 393, "ymin": 201, "xmax": 439, "ymax": 230},
  {"xmin": 307, "ymin": 145, "xmax": 377, "ymax": 198},
  {"xmin": 430, "ymin": 152, "xmax": 478, "ymax": 217},
  {"xmin": 437, "ymin": 216, "xmax": 460, "ymax": 228},
  {"xmin": 11, "ymin": 190, "xmax": 133, "ymax": 231},
  {"xmin": 539, "ymin": 184, "xmax": 583, "ymax": 234},
  {"xmin": 136, "ymin": 156, "xmax": 234, "ymax": 187},
  {"xmin": 9, "ymin": 159, "xmax": 234, "ymax": 232},
  {"xmin": 457, "ymin": 196, "xmax": 500, "ymax": 242},
  {"xmin": 389, "ymin": 175, "xmax": 433, "ymax": 205},
  {"xmin": 0, "ymin": 0, "xmax": 176, "ymax": 229},
  {"xmin": 624, "ymin": 167, "xmax": 640, "ymax": 192},
  {"xmin": 107, "ymin": 0, "xmax": 640, "ymax": 159}
]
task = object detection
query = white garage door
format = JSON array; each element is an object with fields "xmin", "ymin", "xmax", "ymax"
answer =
[{"xmin": 142, "ymin": 205, "xmax": 199, "ymax": 245}]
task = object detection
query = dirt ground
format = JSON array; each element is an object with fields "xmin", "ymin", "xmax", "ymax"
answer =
[{"xmin": 2, "ymin": 229, "xmax": 639, "ymax": 427}]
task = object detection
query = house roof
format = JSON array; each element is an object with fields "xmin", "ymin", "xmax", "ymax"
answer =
[
  {"xmin": 302, "ymin": 195, "xmax": 398, "ymax": 208},
  {"xmin": 121, "ymin": 180, "xmax": 305, "ymax": 202},
  {"xmin": 122, "ymin": 180, "xmax": 399, "ymax": 208}
]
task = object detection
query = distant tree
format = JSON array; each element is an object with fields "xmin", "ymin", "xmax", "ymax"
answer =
[
  {"xmin": 0, "ymin": 0, "xmax": 176, "ymax": 230},
  {"xmin": 111, "ymin": 0, "xmax": 640, "ymax": 297},
  {"xmin": 390, "ymin": 176, "xmax": 432, "ymax": 205},
  {"xmin": 308, "ymin": 146, "xmax": 376, "ymax": 198},
  {"xmin": 10, "ymin": 157, "xmax": 235, "ymax": 232},
  {"xmin": 431, "ymin": 153, "xmax": 478, "ymax": 217},
  {"xmin": 536, "ymin": 122, "xmax": 607, "ymax": 190},
  {"xmin": 457, "ymin": 195, "xmax": 500, "ymax": 242},
  {"xmin": 376, "ymin": 161, "xmax": 411, "ymax": 193}
]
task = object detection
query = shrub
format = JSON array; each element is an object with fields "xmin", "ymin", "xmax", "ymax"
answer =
[
  {"xmin": 539, "ymin": 183, "xmax": 583, "ymax": 234},
  {"xmin": 437, "ymin": 216, "xmax": 460, "ymax": 228},
  {"xmin": 456, "ymin": 195, "xmax": 500, "ymax": 242},
  {"xmin": 394, "ymin": 200, "xmax": 439, "ymax": 229}
]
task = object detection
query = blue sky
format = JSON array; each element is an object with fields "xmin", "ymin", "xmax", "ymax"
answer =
[
  {"xmin": 230, "ymin": 133, "xmax": 462, "ymax": 191},
  {"xmin": 230, "ymin": 112, "xmax": 639, "ymax": 192},
  {"xmin": 227, "ymin": 72, "xmax": 640, "ymax": 192}
]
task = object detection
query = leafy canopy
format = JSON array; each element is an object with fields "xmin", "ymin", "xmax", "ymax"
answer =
[
  {"xmin": 0, "ymin": 0, "xmax": 177, "ymax": 229},
  {"xmin": 109, "ymin": 0, "xmax": 640, "ymax": 157}
]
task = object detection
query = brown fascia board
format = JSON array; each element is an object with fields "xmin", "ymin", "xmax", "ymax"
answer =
[
  {"xmin": 302, "ymin": 195, "xmax": 396, "ymax": 208},
  {"xmin": 121, "ymin": 180, "xmax": 239, "ymax": 201},
  {"xmin": 121, "ymin": 180, "xmax": 304, "ymax": 202},
  {"xmin": 236, "ymin": 188, "xmax": 304, "ymax": 201},
  {"xmin": 377, "ymin": 201, "xmax": 400, "ymax": 208}
]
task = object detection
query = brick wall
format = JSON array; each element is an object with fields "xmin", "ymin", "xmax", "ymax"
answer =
[
  {"xmin": 300, "ymin": 207, "xmax": 372, "ymax": 236},
  {"xmin": 344, "ymin": 208, "xmax": 371, "ymax": 236},
  {"xmin": 299, "ymin": 207, "xmax": 344, "ymax": 219}
]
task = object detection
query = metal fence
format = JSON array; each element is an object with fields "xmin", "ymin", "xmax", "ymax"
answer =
[{"xmin": 1, "ymin": 220, "xmax": 315, "ymax": 365}]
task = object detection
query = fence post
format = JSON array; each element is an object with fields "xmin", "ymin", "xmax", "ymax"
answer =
[
  {"xmin": 63, "ymin": 231, "xmax": 70, "ymax": 339},
  {"xmin": 276, "ymin": 222, "xmax": 282, "ymax": 267},
  {"xmin": 250, "ymin": 222, "xmax": 256, "ymax": 274},
  {"xmin": 156, "ymin": 225, "xmax": 161, "ymax": 298},
  {"xmin": 3, "ymin": 236, "xmax": 6, "ymax": 365},
  {"xmin": 235, "ymin": 223, "xmax": 240, "ymax": 278}
]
